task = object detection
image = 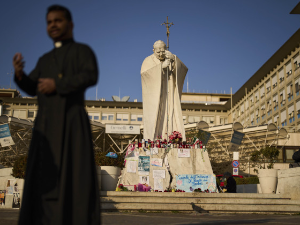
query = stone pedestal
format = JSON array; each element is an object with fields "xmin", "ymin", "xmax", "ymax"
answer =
[
  {"xmin": 120, "ymin": 148, "xmax": 213, "ymax": 191},
  {"xmin": 277, "ymin": 167, "xmax": 300, "ymax": 199}
]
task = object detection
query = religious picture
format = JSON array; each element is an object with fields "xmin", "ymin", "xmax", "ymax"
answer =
[
  {"xmin": 12, "ymin": 193, "xmax": 21, "ymax": 208},
  {"xmin": 6, "ymin": 179, "xmax": 15, "ymax": 195},
  {"xmin": 139, "ymin": 175, "xmax": 149, "ymax": 185},
  {"xmin": 138, "ymin": 156, "xmax": 150, "ymax": 175},
  {"xmin": 0, "ymin": 190, "xmax": 5, "ymax": 206}
]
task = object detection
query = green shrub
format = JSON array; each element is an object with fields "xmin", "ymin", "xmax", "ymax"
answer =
[
  {"xmin": 94, "ymin": 151, "xmax": 125, "ymax": 168},
  {"xmin": 234, "ymin": 177, "xmax": 259, "ymax": 185},
  {"xmin": 12, "ymin": 155, "xmax": 27, "ymax": 179},
  {"xmin": 216, "ymin": 176, "xmax": 259, "ymax": 186}
]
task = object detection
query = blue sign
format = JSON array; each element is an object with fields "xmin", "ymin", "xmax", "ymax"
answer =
[
  {"xmin": 0, "ymin": 124, "xmax": 11, "ymax": 138},
  {"xmin": 198, "ymin": 129, "xmax": 211, "ymax": 145},
  {"xmin": 232, "ymin": 160, "xmax": 240, "ymax": 168},
  {"xmin": 176, "ymin": 174, "xmax": 217, "ymax": 192},
  {"xmin": 231, "ymin": 130, "xmax": 244, "ymax": 145},
  {"xmin": 0, "ymin": 124, "xmax": 15, "ymax": 147}
]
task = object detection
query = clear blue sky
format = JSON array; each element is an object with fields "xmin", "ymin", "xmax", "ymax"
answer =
[{"xmin": 1, "ymin": 0, "xmax": 300, "ymax": 101}]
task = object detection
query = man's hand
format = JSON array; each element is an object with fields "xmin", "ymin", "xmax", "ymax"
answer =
[
  {"xmin": 162, "ymin": 59, "xmax": 171, "ymax": 69},
  {"xmin": 165, "ymin": 50, "xmax": 175, "ymax": 60},
  {"xmin": 13, "ymin": 53, "xmax": 25, "ymax": 81},
  {"xmin": 38, "ymin": 78, "xmax": 56, "ymax": 94}
]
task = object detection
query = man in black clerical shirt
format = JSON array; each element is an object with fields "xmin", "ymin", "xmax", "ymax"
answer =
[
  {"xmin": 13, "ymin": 5, "xmax": 100, "ymax": 225},
  {"xmin": 224, "ymin": 172, "xmax": 237, "ymax": 193}
]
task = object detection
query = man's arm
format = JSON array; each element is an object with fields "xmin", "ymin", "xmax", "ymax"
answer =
[
  {"xmin": 54, "ymin": 45, "xmax": 98, "ymax": 95},
  {"xmin": 13, "ymin": 53, "xmax": 39, "ymax": 96}
]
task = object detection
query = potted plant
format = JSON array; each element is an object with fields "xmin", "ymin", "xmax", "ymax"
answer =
[
  {"xmin": 250, "ymin": 146, "xmax": 279, "ymax": 194},
  {"xmin": 94, "ymin": 151, "xmax": 125, "ymax": 191}
]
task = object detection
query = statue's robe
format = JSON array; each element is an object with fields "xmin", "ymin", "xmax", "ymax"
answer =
[
  {"xmin": 15, "ymin": 39, "xmax": 100, "ymax": 225},
  {"xmin": 141, "ymin": 54, "xmax": 188, "ymax": 141}
]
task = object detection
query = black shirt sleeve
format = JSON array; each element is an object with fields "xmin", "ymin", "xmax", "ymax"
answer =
[{"xmin": 14, "ymin": 59, "xmax": 40, "ymax": 96}]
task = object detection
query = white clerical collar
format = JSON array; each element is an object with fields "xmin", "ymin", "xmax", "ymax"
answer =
[{"xmin": 54, "ymin": 42, "xmax": 62, "ymax": 48}]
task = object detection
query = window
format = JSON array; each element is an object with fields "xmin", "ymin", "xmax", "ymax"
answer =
[
  {"xmin": 183, "ymin": 115, "xmax": 186, "ymax": 124},
  {"xmin": 260, "ymin": 85, "xmax": 265, "ymax": 98},
  {"xmin": 203, "ymin": 116, "xmax": 214, "ymax": 124},
  {"xmin": 102, "ymin": 113, "xmax": 107, "ymax": 120},
  {"xmin": 287, "ymin": 83, "xmax": 293, "ymax": 101},
  {"xmin": 88, "ymin": 112, "xmax": 100, "ymax": 121},
  {"xmin": 116, "ymin": 113, "xmax": 128, "ymax": 121},
  {"xmin": 295, "ymin": 76, "xmax": 300, "ymax": 95},
  {"xmin": 279, "ymin": 68, "xmax": 284, "ymax": 83},
  {"xmin": 286, "ymin": 61, "xmax": 292, "ymax": 77},
  {"xmin": 131, "ymin": 114, "xmax": 137, "ymax": 121},
  {"xmin": 293, "ymin": 53, "xmax": 300, "ymax": 70},
  {"xmin": 266, "ymin": 79, "xmax": 271, "ymax": 93},
  {"xmin": 13, "ymin": 110, "xmax": 26, "ymax": 119},
  {"xmin": 288, "ymin": 104, "xmax": 294, "ymax": 123},
  {"xmin": 194, "ymin": 116, "xmax": 200, "ymax": 122},
  {"xmin": 188, "ymin": 116, "xmax": 194, "ymax": 123},
  {"xmin": 280, "ymin": 110, "xmax": 287, "ymax": 127},
  {"xmin": 272, "ymin": 74, "xmax": 277, "ymax": 88},
  {"xmin": 137, "ymin": 115, "xmax": 143, "ymax": 121},
  {"xmin": 2, "ymin": 110, "xmax": 10, "ymax": 116},
  {"xmin": 28, "ymin": 111, "xmax": 35, "ymax": 118}
]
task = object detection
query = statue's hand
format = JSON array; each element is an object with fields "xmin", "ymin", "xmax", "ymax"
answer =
[
  {"xmin": 165, "ymin": 50, "xmax": 175, "ymax": 60},
  {"xmin": 162, "ymin": 59, "xmax": 171, "ymax": 69}
]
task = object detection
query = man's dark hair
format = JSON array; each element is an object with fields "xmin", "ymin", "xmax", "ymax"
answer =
[{"xmin": 47, "ymin": 5, "xmax": 72, "ymax": 21}]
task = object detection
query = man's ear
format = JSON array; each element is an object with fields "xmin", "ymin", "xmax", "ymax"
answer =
[{"xmin": 153, "ymin": 48, "xmax": 155, "ymax": 53}]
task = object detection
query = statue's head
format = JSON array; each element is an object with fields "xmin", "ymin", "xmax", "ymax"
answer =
[{"xmin": 153, "ymin": 40, "xmax": 166, "ymax": 61}]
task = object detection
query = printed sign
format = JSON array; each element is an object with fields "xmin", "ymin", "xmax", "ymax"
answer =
[
  {"xmin": 153, "ymin": 170, "xmax": 165, "ymax": 179},
  {"xmin": 228, "ymin": 130, "xmax": 244, "ymax": 151},
  {"xmin": 154, "ymin": 178, "xmax": 163, "ymax": 191},
  {"xmin": 151, "ymin": 158, "xmax": 162, "ymax": 167},
  {"xmin": 233, "ymin": 152, "xmax": 239, "ymax": 160},
  {"xmin": 126, "ymin": 161, "xmax": 137, "ymax": 173},
  {"xmin": 176, "ymin": 174, "xmax": 217, "ymax": 193},
  {"xmin": 177, "ymin": 149, "xmax": 190, "ymax": 158},
  {"xmin": 138, "ymin": 156, "xmax": 150, "ymax": 175},
  {"xmin": 0, "ymin": 124, "xmax": 15, "ymax": 147},
  {"xmin": 233, "ymin": 168, "xmax": 239, "ymax": 175},
  {"xmin": 198, "ymin": 129, "xmax": 211, "ymax": 145},
  {"xmin": 105, "ymin": 124, "xmax": 140, "ymax": 134}
]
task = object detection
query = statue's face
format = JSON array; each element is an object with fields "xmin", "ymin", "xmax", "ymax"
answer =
[{"xmin": 153, "ymin": 43, "xmax": 166, "ymax": 61}]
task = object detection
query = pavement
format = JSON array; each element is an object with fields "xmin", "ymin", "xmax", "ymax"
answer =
[{"xmin": 1, "ymin": 209, "xmax": 300, "ymax": 225}]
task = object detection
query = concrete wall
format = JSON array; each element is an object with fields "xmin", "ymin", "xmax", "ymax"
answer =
[{"xmin": 277, "ymin": 167, "xmax": 300, "ymax": 199}]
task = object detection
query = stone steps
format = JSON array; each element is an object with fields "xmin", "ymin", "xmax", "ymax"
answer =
[{"xmin": 100, "ymin": 191, "xmax": 300, "ymax": 213}]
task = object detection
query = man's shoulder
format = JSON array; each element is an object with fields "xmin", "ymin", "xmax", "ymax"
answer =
[{"xmin": 73, "ymin": 42, "xmax": 94, "ymax": 52}]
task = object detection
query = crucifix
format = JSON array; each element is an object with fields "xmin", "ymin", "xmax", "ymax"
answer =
[{"xmin": 161, "ymin": 16, "xmax": 173, "ymax": 50}]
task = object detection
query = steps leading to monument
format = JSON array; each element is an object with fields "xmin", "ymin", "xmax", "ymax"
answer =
[{"xmin": 100, "ymin": 191, "xmax": 300, "ymax": 214}]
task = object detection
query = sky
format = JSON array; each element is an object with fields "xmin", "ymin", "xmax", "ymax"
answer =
[{"xmin": 1, "ymin": 0, "xmax": 300, "ymax": 102}]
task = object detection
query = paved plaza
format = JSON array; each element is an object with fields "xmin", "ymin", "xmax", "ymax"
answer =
[{"xmin": 1, "ymin": 209, "xmax": 300, "ymax": 225}]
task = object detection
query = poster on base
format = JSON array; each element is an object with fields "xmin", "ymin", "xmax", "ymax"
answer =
[{"xmin": 176, "ymin": 174, "xmax": 217, "ymax": 193}]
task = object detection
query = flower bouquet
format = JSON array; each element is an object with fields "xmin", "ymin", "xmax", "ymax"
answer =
[{"xmin": 169, "ymin": 131, "xmax": 182, "ymax": 144}]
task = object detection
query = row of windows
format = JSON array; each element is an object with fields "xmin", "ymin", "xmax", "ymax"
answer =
[{"xmin": 88, "ymin": 113, "xmax": 143, "ymax": 122}]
